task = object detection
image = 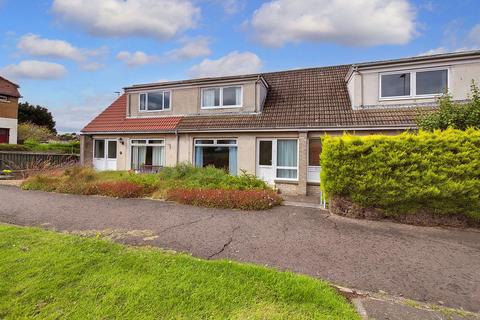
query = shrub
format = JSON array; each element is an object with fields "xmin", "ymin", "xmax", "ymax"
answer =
[
  {"xmin": 417, "ymin": 83, "xmax": 480, "ymax": 131},
  {"xmin": 158, "ymin": 163, "xmax": 270, "ymax": 190},
  {"xmin": 17, "ymin": 123, "xmax": 53, "ymax": 143},
  {"xmin": 167, "ymin": 189, "xmax": 282, "ymax": 210},
  {"xmin": 321, "ymin": 129, "xmax": 480, "ymax": 221},
  {"xmin": 93, "ymin": 181, "xmax": 146, "ymax": 198},
  {"xmin": 0, "ymin": 144, "xmax": 30, "ymax": 151}
]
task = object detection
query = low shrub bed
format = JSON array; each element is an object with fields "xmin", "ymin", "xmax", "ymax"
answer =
[
  {"xmin": 21, "ymin": 164, "xmax": 281, "ymax": 210},
  {"xmin": 321, "ymin": 129, "xmax": 480, "ymax": 227},
  {"xmin": 167, "ymin": 189, "xmax": 283, "ymax": 210}
]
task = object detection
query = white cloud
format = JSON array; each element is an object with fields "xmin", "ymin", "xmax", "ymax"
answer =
[
  {"xmin": 17, "ymin": 34, "xmax": 107, "ymax": 71},
  {"xmin": 466, "ymin": 24, "xmax": 480, "ymax": 47},
  {"xmin": 249, "ymin": 0, "xmax": 416, "ymax": 47},
  {"xmin": 420, "ymin": 23, "xmax": 480, "ymax": 56},
  {"xmin": 188, "ymin": 51, "xmax": 262, "ymax": 78},
  {"xmin": 53, "ymin": 93, "xmax": 117, "ymax": 132},
  {"xmin": 52, "ymin": 0, "xmax": 200, "ymax": 40},
  {"xmin": 116, "ymin": 51, "xmax": 158, "ymax": 67},
  {"xmin": 117, "ymin": 37, "xmax": 212, "ymax": 67},
  {"xmin": 1, "ymin": 60, "xmax": 67, "ymax": 80},
  {"xmin": 166, "ymin": 37, "xmax": 211, "ymax": 60}
]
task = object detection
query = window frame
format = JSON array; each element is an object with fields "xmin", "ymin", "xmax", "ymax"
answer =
[
  {"xmin": 379, "ymin": 67, "xmax": 449, "ymax": 101},
  {"xmin": 0, "ymin": 95, "xmax": 8, "ymax": 103},
  {"xmin": 194, "ymin": 138, "xmax": 238, "ymax": 147},
  {"xmin": 200, "ymin": 85, "xmax": 243, "ymax": 109},
  {"xmin": 138, "ymin": 90, "xmax": 172, "ymax": 112},
  {"xmin": 129, "ymin": 138, "xmax": 166, "ymax": 170}
]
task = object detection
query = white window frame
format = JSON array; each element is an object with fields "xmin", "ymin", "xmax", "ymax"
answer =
[
  {"xmin": 379, "ymin": 67, "xmax": 449, "ymax": 101},
  {"xmin": 194, "ymin": 138, "xmax": 238, "ymax": 147},
  {"xmin": 256, "ymin": 138, "xmax": 299, "ymax": 182},
  {"xmin": 0, "ymin": 95, "xmax": 8, "ymax": 103},
  {"xmin": 93, "ymin": 138, "xmax": 117, "ymax": 160},
  {"xmin": 200, "ymin": 86, "xmax": 243, "ymax": 109},
  {"xmin": 130, "ymin": 139, "xmax": 166, "ymax": 169},
  {"xmin": 139, "ymin": 90, "xmax": 172, "ymax": 112}
]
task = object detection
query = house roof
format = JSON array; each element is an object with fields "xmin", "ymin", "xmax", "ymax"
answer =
[
  {"xmin": 81, "ymin": 95, "xmax": 182, "ymax": 133},
  {"xmin": 82, "ymin": 63, "xmax": 430, "ymax": 134},
  {"xmin": 0, "ymin": 76, "xmax": 21, "ymax": 98}
]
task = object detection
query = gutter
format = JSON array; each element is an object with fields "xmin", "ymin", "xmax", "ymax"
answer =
[{"xmin": 80, "ymin": 124, "xmax": 417, "ymax": 136}]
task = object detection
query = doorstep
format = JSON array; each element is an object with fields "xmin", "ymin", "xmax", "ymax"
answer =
[{"xmin": 282, "ymin": 195, "xmax": 325, "ymax": 209}]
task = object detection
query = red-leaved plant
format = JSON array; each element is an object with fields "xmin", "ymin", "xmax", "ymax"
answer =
[{"xmin": 166, "ymin": 189, "xmax": 282, "ymax": 210}]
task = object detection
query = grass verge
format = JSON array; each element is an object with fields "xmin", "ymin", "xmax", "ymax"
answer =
[{"xmin": 0, "ymin": 224, "xmax": 359, "ymax": 319}]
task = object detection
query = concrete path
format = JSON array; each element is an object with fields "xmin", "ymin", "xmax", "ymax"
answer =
[{"xmin": 1, "ymin": 186, "xmax": 479, "ymax": 314}]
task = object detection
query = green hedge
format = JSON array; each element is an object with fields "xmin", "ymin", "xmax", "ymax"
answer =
[
  {"xmin": 321, "ymin": 129, "xmax": 480, "ymax": 220},
  {"xmin": 0, "ymin": 144, "xmax": 30, "ymax": 151}
]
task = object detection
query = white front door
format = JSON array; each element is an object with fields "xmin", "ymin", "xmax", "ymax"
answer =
[
  {"xmin": 93, "ymin": 139, "xmax": 117, "ymax": 171},
  {"xmin": 256, "ymin": 139, "xmax": 275, "ymax": 185}
]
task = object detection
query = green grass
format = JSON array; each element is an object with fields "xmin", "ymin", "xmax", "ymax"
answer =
[{"xmin": 0, "ymin": 224, "xmax": 359, "ymax": 319}]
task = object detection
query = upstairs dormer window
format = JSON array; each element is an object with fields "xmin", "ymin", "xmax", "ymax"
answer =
[
  {"xmin": 139, "ymin": 90, "xmax": 171, "ymax": 111},
  {"xmin": 380, "ymin": 68, "xmax": 448, "ymax": 99},
  {"xmin": 201, "ymin": 86, "xmax": 242, "ymax": 109}
]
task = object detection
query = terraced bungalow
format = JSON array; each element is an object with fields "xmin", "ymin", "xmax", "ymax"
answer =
[{"xmin": 81, "ymin": 51, "xmax": 480, "ymax": 196}]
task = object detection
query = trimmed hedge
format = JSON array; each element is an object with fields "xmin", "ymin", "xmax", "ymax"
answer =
[
  {"xmin": 0, "ymin": 144, "xmax": 30, "ymax": 151},
  {"xmin": 321, "ymin": 129, "xmax": 480, "ymax": 221}
]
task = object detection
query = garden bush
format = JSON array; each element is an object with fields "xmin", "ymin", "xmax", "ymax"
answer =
[
  {"xmin": 167, "ymin": 189, "xmax": 282, "ymax": 210},
  {"xmin": 321, "ymin": 129, "xmax": 480, "ymax": 223},
  {"xmin": 21, "ymin": 164, "xmax": 280, "ymax": 209},
  {"xmin": 93, "ymin": 181, "xmax": 147, "ymax": 198},
  {"xmin": 0, "ymin": 144, "xmax": 30, "ymax": 151}
]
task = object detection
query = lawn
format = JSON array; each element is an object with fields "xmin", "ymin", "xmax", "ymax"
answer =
[{"xmin": 0, "ymin": 225, "xmax": 359, "ymax": 319}]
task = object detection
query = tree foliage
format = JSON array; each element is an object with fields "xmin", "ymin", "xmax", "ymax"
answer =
[
  {"xmin": 17, "ymin": 122, "xmax": 54, "ymax": 143},
  {"xmin": 416, "ymin": 83, "xmax": 480, "ymax": 131},
  {"xmin": 18, "ymin": 102, "xmax": 57, "ymax": 133}
]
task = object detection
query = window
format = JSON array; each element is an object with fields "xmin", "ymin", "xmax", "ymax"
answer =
[
  {"xmin": 201, "ymin": 86, "xmax": 242, "ymax": 108},
  {"xmin": 139, "ymin": 91, "xmax": 171, "ymax": 111},
  {"xmin": 380, "ymin": 68, "xmax": 448, "ymax": 99},
  {"xmin": 308, "ymin": 139, "xmax": 322, "ymax": 166},
  {"xmin": 131, "ymin": 139, "xmax": 165, "ymax": 172},
  {"xmin": 381, "ymin": 73, "xmax": 410, "ymax": 97},
  {"xmin": 194, "ymin": 139, "xmax": 238, "ymax": 175},
  {"xmin": 107, "ymin": 141, "xmax": 117, "ymax": 159},
  {"xmin": 259, "ymin": 140, "xmax": 272, "ymax": 166},
  {"xmin": 416, "ymin": 70, "xmax": 448, "ymax": 95},
  {"xmin": 94, "ymin": 139, "xmax": 105, "ymax": 158},
  {"xmin": 0, "ymin": 95, "xmax": 8, "ymax": 103},
  {"xmin": 276, "ymin": 140, "xmax": 298, "ymax": 179}
]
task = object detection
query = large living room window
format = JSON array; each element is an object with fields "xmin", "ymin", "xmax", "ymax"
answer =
[
  {"xmin": 201, "ymin": 86, "xmax": 242, "ymax": 108},
  {"xmin": 194, "ymin": 139, "xmax": 238, "ymax": 175},
  {"xmin": 131, "ymin": 139, "xmax": 165, "ymax": 172},
  {"xmin": 139, "ymin": 91, "xmax": 171, "ymax": 111},
  {"xmin": 380, "ymin": 68, "xmax": 448, "ymax": 99}
]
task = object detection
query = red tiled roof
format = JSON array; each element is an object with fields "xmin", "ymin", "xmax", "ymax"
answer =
[
  {"xmin": 0, "ymin": 76, "xmax": 21, "ymax": 98},
  {"xmin": 81, "ymin": 95, "xmax": 182, "ymax": 133}
]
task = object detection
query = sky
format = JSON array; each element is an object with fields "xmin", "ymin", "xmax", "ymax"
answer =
[{"xmin": 1, "ymin": 0, "xmax": 479, "ymax": 132}]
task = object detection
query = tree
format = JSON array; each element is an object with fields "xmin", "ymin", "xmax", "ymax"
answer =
[
  {"xmin": 18, "ymin": 102, "xmax": 57, "ymax": 134},
  {"xmin": 17, "ymin": 122, "xmax": 54, "ymax": 143}
]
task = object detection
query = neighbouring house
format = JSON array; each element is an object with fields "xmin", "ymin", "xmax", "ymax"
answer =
[
  {"xmin": 81, "ymin": 51, "xmax": 480, "ymax": 196},
  {"xmin": 0, "ymin": 76, "xmax": 21, "ymax": 144}
]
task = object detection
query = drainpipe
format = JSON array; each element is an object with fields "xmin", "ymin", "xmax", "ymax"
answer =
[{"xmin": 175, "ymin": 129, "xmax": 179, "ymax": 165}]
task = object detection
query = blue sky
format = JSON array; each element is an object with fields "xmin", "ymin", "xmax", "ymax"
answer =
[{"xmin": 1, "ymin": 0, "xmax": 479, "ymax": 132}]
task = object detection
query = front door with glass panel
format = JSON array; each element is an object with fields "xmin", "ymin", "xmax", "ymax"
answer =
[
  {"xmin": 93, "ymin": 139, "xmax": 117, "ymax": 171},
  {"xmin": 257, "ymin": 139, "xmax": 275, "ymax": 184},
  {"xmin": 256, "ymin": 138, "xmax": 299, "ymax": 185}
]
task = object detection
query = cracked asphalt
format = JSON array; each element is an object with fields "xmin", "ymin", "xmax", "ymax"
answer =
[{"xmin": 1, "ymin": 186, "xmax": 479, "ymax": 312}]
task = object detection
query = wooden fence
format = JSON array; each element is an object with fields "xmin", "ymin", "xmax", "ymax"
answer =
[{"xmin": 0, "ymin": 151, "xmax": 79, "ymax": 170}]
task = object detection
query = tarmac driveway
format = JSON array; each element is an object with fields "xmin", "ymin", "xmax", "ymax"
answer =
[{"xmin": 1, "ymin": 185, "xmax": 479, "ymax": 312}]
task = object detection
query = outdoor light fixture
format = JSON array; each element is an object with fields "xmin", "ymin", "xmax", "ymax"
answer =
[{"xmin": 118, "ymin": 138, "xmax": 125, "ymax": 145}]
